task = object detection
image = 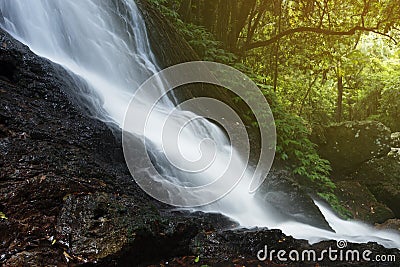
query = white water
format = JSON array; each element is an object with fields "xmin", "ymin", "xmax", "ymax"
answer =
[{"xmin": 1, "ymin": 0, "xmax": 399, "ymax": 249}]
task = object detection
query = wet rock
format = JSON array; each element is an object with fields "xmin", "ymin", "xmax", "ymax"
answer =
[
  {"xmin": 185, "ymin": 228, "xmax": 400, "ymax": 267},
  {"xmin": 0, "ymin": 27, "xmax": 152, "ymax": 265},
  {"xmin": 335, "ymin": 181, "xmax": 395, "ymax": 223},
  {"xmin": 256, "ymin": 168, "xmax": 332, "ymax": 231},
  {"xmin": 348, "ymin": 157, "xmax": 400, "ymax": 218},
  {"xmin": 376, "ymin": 219, "xmax": 400, "ymax": 232},
  {"xmin": 312, "ymin": 121, "xmax": 391, "ymax": 175},
  {"xmin": 56, "ymin": 192, "xmax": 201, "ymax": 265},
  {"xmin": 57, "ymin": 192, "xmax": 133, "ymax": 262},
  {"xmin": 3, "ymin": 248, "xmax": 64, "ymax": 267},
  {"xmin": 190, "ymin": 228, "xmax": 307, "ymax": 263},
  {"xmin": 162, "ymin": 209, "xmax": 239, "ymax": 231}
]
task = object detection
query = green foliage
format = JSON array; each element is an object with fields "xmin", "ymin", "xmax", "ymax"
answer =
[
  {"xmin": 351, "ymin": 38, "xmax": 400, "ymax": 130},
  {"xmin": 152, "ymin": 0, "xmax": 361, "ymax": 215},
  {"xmin": 379, "ymin": 81, "xmax": 400, "ymax": 132},
  {"xmin": 181, "ymin": 23, "xmax": 237, "ymax": 63},
  {"xmin": 240, "ymin": 74, "xmax": 336, "ymax": 194},
  {"xmin": 273, "ymin": 105, "xmax": 334, "ymax": 193}
]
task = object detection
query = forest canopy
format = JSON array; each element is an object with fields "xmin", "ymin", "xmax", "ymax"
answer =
[{"xmin": 153, "ymin": 0, "xmax": 400, "ymax": 127}]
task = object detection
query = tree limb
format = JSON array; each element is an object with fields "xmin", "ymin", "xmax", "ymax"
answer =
[{"xmin": 243, "ymin": 25, "xmax": 397, "ymax": 51}]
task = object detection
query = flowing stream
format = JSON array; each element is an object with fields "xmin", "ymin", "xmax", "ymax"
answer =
[{"xmin": 1, "ymin": 0, "xmax": 399, "ymax": 248}]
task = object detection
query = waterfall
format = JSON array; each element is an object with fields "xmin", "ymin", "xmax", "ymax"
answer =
[{"xmin": 1, "ymin": 0, "xmax": 399, "ymax": 248}]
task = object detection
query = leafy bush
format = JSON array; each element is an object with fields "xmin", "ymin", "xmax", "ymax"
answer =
[
  {"xmin": 379, "ymin": 83, "xmax": 400, "ymax": 132},
  {"xmin": 234, "ymin": 73, "xmax": 336, "ymax": 196},
  {"xmin": 263, "ymin": 88, "xmax": 334, "ymax": 193}
]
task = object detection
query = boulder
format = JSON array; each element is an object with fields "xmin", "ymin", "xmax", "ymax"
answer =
[
  {"xmin": 348, "ymin": 157, "xmax": 400, "ymax": 218},
  {"xmin": 335, "ymin": 181, "xmax": 395, "ymax": 224},
  {"xmin": 255, "ymin": 168, "xmax": 332, "ymax": 231},
  {"xmin": 376, "ymin": 219, "xmax": 400, "ymax": 232},
  {"xmin": 312, "ymin": 121, "xmax": 391, "ymax": 175}
]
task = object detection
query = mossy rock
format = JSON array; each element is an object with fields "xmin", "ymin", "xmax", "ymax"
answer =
[
  {"xmin": 312, "ymin": 121, "xmax": 391, "ymax": 175},
  {"xmin": 348, "ymin": 157, "xmax": 400, "ymax": 218},
  {"xmin": 256, "ymin": 168, "xmax": 332, "ymax": 231},
  {"xmin": 335, "ymin": 181, "xmax": 395, "ymax": 224}
]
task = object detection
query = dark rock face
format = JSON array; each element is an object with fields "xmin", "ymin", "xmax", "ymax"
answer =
[
  {"xmin": 256, "ymin": 168, "xmax": 332, "ymax": 231},
  {"xmin": 313, "ymin": 120, "xmax": 400, "ymax": 223},
  {"xmin": 348, "ymin": 157, "xmax": 400, "ymax": 218},
  {"xmin": 0, "ymin": 27, "xmax": 155, "ymax": 265},
  {"xmin": 335, "ymin": 181, "xmax": 395, "ymax": 223},
  {"xmin": 312, "ymin": 120, "xmax": 399, "ymax": 224},
  {"xmin": 56, "ymin": 192, "xmax": 205, "ymax": 266},
  {"xmin": 332, "ymin": 154, "xmax": 400, "ymax": 223},
  {"xmin": 312, "ymin": 121, "xmax": 391, "ymax": 175},
  {"xmin": 134, "ymin": 0, "xmax": 198, "ymax": 68},
  {"xmin": 376, "ymin": 219, "xmax": 400, "ymax": 232},
  {"xmin": 170, "ymin": 228, "xmax": 399, "ymax": 267}
]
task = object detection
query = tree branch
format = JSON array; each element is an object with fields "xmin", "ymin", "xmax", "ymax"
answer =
[{"xmin": 243, "ymin": 25, "xmax": 397, "ymax": 51}]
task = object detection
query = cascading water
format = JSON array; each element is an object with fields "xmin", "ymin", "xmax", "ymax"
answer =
[{"xmin": 1, "ymin": 0, "xmax": 399, "ymax": 248}]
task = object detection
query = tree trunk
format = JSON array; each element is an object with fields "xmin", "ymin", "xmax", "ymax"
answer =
[
  {"xmin": 216, "ymin": 0, "xmax": 230, "ymax": 45},
  {"xmin": 201, "ymin": 0, "xmax": 217, "ymax": 32},
  {"xmin": 273, "ymin": 0, "xmax": 282, "ymax": 92},
  {"xmin": 336, "ymin": 75, "xmax": 344, "ymax": 122},
  {"xmin": 178, "ymin": 0, "xmax": 192, "ymax": 22}
]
